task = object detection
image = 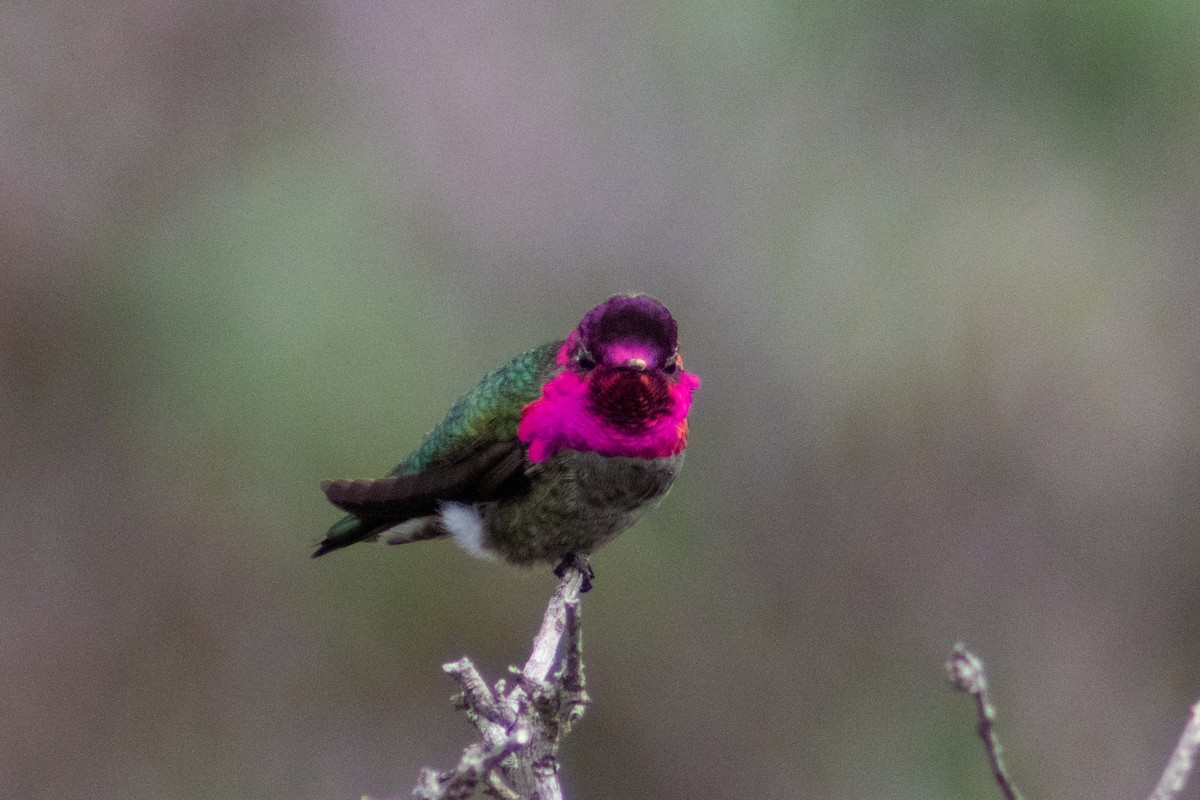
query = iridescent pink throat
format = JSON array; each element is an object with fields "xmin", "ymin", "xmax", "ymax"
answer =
[{"xmin": 517, "ymin": 343, "xmax": 700, "ymax": 462}]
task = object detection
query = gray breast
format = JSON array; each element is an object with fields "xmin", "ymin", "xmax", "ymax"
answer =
[
  {"xmin": 568, "ymin": 449, "xmax": 685, "ymax": 511},
  {"xmin": 484, "ymin": 450, "xmax": 685, "ymax": 564}
]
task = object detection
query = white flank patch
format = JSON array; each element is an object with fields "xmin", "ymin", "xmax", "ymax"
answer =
[{"xmin": 439, "ymin": 502, "xmax": 495, "ymax": 560}]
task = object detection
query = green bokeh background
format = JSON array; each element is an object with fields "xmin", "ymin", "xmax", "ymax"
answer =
[{"xmin": 4, "ymin": 3, "xmax": 1200, "ymax": 799}]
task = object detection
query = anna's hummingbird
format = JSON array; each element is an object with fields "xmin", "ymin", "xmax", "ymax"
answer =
[{"xmin": 314, "ymin": 294, "xmax": 699, "ymax": 589}]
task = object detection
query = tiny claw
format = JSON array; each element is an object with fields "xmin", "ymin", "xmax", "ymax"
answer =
[{"xmin": 554, "ymin": 553, "xmax": 595, "ymax": 593}]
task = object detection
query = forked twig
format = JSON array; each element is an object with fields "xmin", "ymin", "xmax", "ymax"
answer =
[{"xmin": 412, "ymin": 567, "xmax": 588, "ymax": 800}]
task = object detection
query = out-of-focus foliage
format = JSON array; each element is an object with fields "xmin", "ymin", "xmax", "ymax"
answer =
[{"xmin": 3, "ymin": 2, "xmax": 1199, "ymax": 799}]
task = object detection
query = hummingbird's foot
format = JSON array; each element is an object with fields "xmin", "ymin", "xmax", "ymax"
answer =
[{"xmin": 554, "ymin": 553, "xmax": 595, "ymax": 593}]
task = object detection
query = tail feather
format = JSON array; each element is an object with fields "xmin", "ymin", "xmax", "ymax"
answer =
[
  {"xmin": 311, "ymin": 514, "xmax": 379, "ymax": 558},
  {"xmin": 313, "ymin": 513, "xmax": 450, "ymax": 558}
]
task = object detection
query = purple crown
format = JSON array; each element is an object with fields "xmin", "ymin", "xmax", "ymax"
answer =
[{"xmin": 577, "ymin": 295, "xmax": 678, "ymax": 362}]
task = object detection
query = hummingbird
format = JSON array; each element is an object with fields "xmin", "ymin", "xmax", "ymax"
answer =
[{"xmin": 314, "ymin": 294, "xmax": 700, "ymax": 590}]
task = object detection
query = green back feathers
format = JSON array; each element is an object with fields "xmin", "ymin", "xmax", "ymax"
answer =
[{"xmin": 396, "ymin": 340, "xmax": 563, "ymax": 475}]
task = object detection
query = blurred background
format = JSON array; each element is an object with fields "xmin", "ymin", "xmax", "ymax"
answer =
[{"xmin": 4, "ymin": 2, "xmax": 1199, "ymax": 799}]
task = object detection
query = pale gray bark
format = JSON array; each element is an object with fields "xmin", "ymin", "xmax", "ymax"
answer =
[
  {"xmin": 413, "ymin": 567, "xmax": 588, "ymax": 800},
  {"xmin": 1146, "ymin": 701, "xmax": 1200, "ymax": 800}
]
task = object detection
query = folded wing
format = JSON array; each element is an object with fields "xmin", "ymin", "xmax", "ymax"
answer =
[{"xmin": 313, "ymin": 441, "xmax": 526, "ymax": 557}]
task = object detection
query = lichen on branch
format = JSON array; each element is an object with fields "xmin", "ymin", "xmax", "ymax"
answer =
[{"xmin": 413, "ymin": 566, "xmax": 588, "ymax": 800}]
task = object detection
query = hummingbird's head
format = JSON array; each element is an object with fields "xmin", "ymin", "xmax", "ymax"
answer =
[
  {"xmin": 558, "ymin": 294, "xmax": 694, "ymax": 433},
  {"xmin": 568, "ymin": 294, "xmax": 679, "ymax": 375},
  {"xmin": 520, "ymin": 294, "xmax": 699, "ymax": 460}
]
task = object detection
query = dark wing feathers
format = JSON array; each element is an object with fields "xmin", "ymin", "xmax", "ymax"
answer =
[
  {"xmin": 320, "ymin": 441, "xmax": 517, "ymax": 517},
  {"xmin": 472, "ymin": 445, "xmax": 528, "ymax": 499},
  {"xmin": 312, "ymin": 440, "xmax": 528, "ymax": 558}
]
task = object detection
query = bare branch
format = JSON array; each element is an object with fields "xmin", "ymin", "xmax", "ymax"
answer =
[
  {"xmin": 560, "ymin": 599, "xmax": 584, "ymax": 693},
  {"xmin": 948, "ymin": 643, "xmax": 1200, "ymax": 800},
  {"xmin": 484, "ymin": 770, "xmax": 522, "ymax": 800},
  {"xmin": 413, "ymin": 727, "xmax": 528, "ymax": 800},
  {"xmin": 946, "ymin": 643, "xmax": 1026, "ymax": 800},
  {"xmin": 522, "ymin": 567, "xmax": 585, "ymax": 685},
  {"xmin": 1146, "ymin": 701, "xmax": 1200, "ymax": 800},
  {"xmin": 444, "ymin": 657, "xmax": 514, "ymax": 729},
  {"xmin": 412, "ymin": 566, "xmax": 588, "ymax": 799}
]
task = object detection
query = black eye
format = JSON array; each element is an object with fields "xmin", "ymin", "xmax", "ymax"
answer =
[
  {"xmin": 664, "ymin": 355, "xmax": 678, "ymax": 374},
  {"xmin": 576, "ymin": 351, "xmax": 596, "ymax": 370}
]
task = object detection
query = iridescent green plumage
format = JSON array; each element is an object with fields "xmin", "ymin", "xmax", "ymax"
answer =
[{"xmin": 400, "ymin": 341, "xmax": 563, "ymax": 474}]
